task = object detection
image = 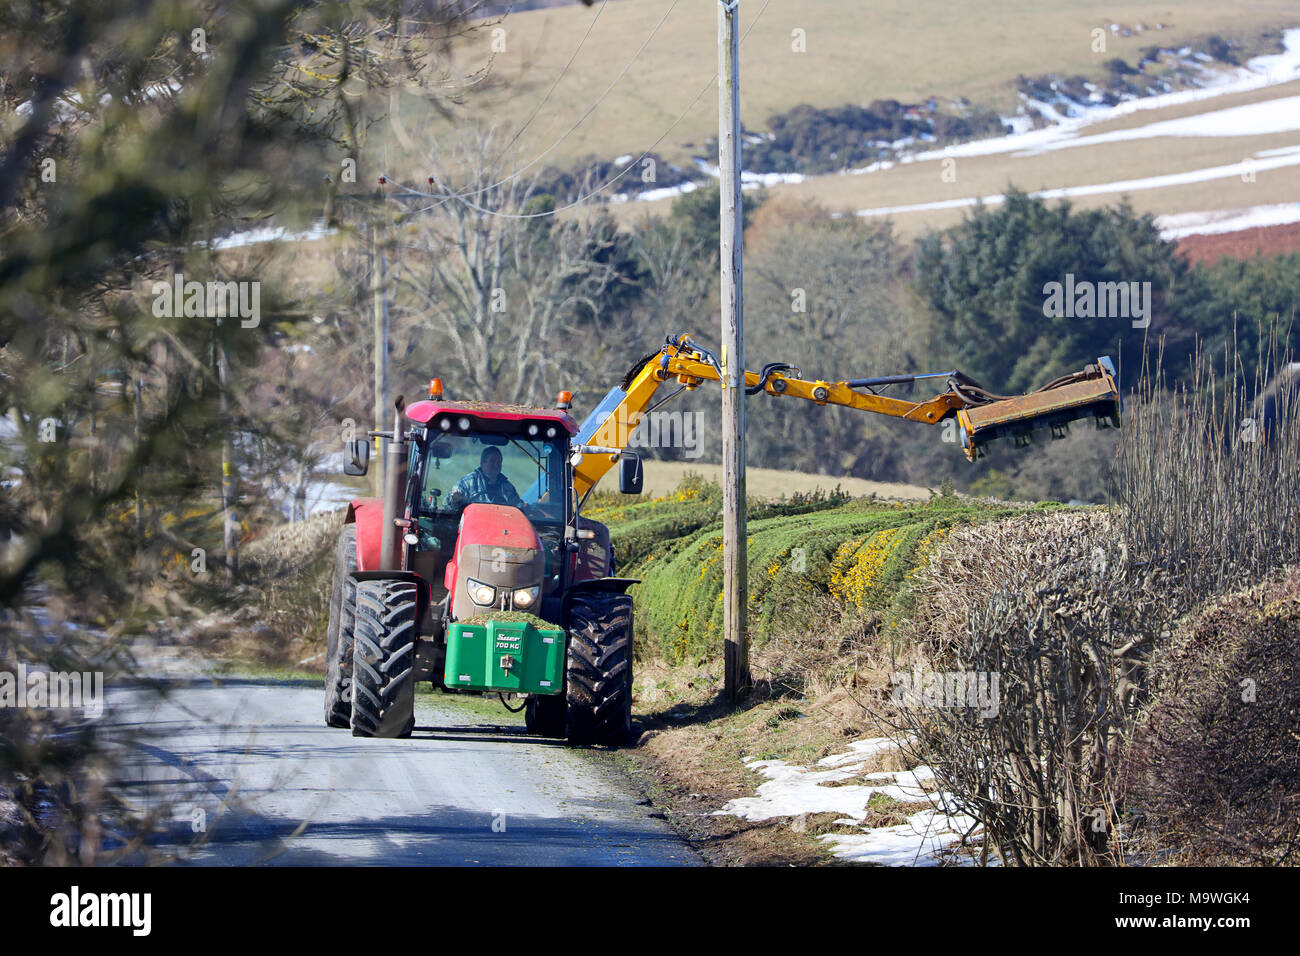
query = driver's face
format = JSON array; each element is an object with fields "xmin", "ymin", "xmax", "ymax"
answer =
[{"xmin": 481, "ymin": 452, "xmax": 502, "ymax": 479}]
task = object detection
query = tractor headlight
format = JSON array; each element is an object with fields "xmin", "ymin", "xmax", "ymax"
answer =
[
  {"xmin": 512, "ymin": 586, "xmax": 539, "ymax": 609},
  {"xmin": 467, "ymin": 578, "xmax": 496, "ymax": 606}
]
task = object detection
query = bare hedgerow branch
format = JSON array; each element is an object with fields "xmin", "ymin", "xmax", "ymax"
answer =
[
  {"xmin": 888, "ymin": 511, "xmax": 1174, "ymax": 865},
  {"xmin": 889, "ymin": 324, "xmax": 1300, "ymax": 865},
  {"xmin": 1113, "ymin": 324, "xmax": 1300, "ymax": 601}
]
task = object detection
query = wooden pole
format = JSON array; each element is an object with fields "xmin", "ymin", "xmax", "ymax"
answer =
[
  {"xmin": 133, "ymin": 375, "xmax": 144, "ymax": 540},
  {"xmin": 718, "ymin": 0, "xmax": 750, "ymax": 703},
  {"xmin": 216, "ymin": 344, "xmax": 238, "ymax": 579}
]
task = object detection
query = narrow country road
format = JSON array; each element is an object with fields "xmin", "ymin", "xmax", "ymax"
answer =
[{"xmin": 103, "ymin": 675, "xmax": 699, "ymax": 866}]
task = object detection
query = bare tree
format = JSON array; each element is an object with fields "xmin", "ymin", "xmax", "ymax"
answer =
[{"xmin": 385, "ymin": 128, "xmax": 633, "ymax": 405}]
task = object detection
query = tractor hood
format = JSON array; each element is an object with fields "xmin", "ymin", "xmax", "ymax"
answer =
[{"xmin": 445, "ymin": 503, "xmax": 545, "ymax": 619}]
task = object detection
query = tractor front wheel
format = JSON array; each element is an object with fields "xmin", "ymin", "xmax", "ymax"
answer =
[
  {"xmin": 323, "ymin": 525, "xmax": 358, "ymax": 728},
  {"xmin": 562, "ymin": 591, "xmax": 634, "ymax": 746},
  {"xmin": 350, "ymin": 579, "xmax": 418, "ymax": 739}
]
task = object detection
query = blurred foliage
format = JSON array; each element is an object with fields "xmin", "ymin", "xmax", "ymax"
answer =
[
  {"xmin": 0, "ymin": 0, "xmax": 474, "ymax": 863},
  {"xmin": 0, "ymin": 0, "xmax": 473, "ymax": 610}
]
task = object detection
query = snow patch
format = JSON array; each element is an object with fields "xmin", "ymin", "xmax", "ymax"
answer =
[
  {"xmin": 855, "ymin": 149, "xmax": 1300, "ymax": 219},
  {"xmin": 1157, "ymin": 201, "xmax": 1300, "ymax": 239},
  {"xmin": 612, "ymin": 181, "xmax": 699, "ymax": 203},
  {"xmin": 815, "ymin": 735, "xmax": 897, "ymax": 768},
  {"xmin": 742, "ymin": 170, "xmax": 806, "ymax": 187},
  {"xmin": 1012, "ymin": 94, "xmax": 1300, "ymax": 157},
  {"xmin": 905, "ymin": 28, "xmax": 1300, "ymax": 166},
  {"xmin": 209, "ymin": 222, "xmax": 337, "ymax": 250},
  {"xmin": 685, "ymin": 158, "xmax": 804, "ymax": 189},
  {"xmin": 819, "ymin": 808, "xmax": 980, "ymax": 867},
  {"xmin": 715, "ymin": 738, "xmax": 980, "ymax": 865}
]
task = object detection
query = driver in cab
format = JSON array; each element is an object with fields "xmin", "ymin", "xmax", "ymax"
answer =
[{"xmin": 448, "ymin": 446, "xmax": 523, "ymax": 508}]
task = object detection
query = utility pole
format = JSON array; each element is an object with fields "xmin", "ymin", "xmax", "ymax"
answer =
[
  {"xmin": 371, "ymin": 210, "xmax": 390, "ymax": 497},
  {"xmin": 718, "ymin": 0, "xmax": 750, "ymax": 703},
  {"xmin": 133, "ymin": 375, "xmax": 143, "ymax": 541}
]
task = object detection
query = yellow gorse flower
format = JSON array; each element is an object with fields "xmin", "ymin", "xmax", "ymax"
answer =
[
  {"xmin": 907, "ymin": 526, "xmax": 950, "ymax": 580},
  {"xmin": 829, "ymin": 527, "xmax": 901, "ymax": 608}
]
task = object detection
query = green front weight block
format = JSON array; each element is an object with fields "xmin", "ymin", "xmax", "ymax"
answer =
[{"xmin": 444, "ymin": 620, "xmax": 566, "ymax": 695}]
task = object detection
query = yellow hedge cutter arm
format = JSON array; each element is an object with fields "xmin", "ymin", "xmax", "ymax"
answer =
[{"xmin": 571, "ymin": 332, "xmax": 1120, "ymax": 499}]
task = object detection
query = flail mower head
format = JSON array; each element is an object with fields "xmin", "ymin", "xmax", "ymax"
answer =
[{"xmin": 955, "ymin": 357, "xmax": 1121, "ymax": 461}]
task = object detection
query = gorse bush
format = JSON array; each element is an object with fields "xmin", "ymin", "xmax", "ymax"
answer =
[
  {"xmin": 594, "ymin": 479, "xmax": 1062, "ymax": 661},
  {"xmin": 585, "ymin": 473, "xmax": 730, "ymax": 571}
]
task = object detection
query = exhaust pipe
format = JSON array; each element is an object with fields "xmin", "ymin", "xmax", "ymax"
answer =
[{"xmin": 380, "ymin": 396, "xmax": 409, "ymax": 571}]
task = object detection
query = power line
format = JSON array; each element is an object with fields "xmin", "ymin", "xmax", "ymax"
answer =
[
  {"xmin": 404, "ymin": 0, "xmax": 776, "ymax": 220},
  {"xmin": 442, "ymin": 0, "xmax": 681, "ymax": 205},
  {"xmin": 496, "ymin": 0, "xmax": 606, "ymax": 159},
  {"xmin": 338, "ymin": 0, "xmax": 669, "ymax": 218}
]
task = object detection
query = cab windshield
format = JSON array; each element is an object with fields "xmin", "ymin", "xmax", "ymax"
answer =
[{"xmin": 415, "ymin": 431, "xmax": 567, "ymax": 523}]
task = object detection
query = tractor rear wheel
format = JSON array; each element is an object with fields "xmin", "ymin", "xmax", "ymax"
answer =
[
  {"xmin": 323, "ymin": 525, "xmax": 358, "ymax": 728},
  {"xmin": 562, "ymin": 591, "xmax": 634, "ymax": 746},
  {"xmin": 350, "ymin": 579, "xmax": 418, "ymax": 739}
]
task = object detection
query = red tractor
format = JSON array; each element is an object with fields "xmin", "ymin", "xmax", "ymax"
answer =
[
  {"xmin": 324, "ymin": 333, "xmax": 1120, "ymax": 743},
  {"xmin": 323, "ymin": 382, "xmax": 644, "ymax": 744}
]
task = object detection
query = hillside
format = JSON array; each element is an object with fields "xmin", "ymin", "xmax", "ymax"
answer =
[{"xmin": 438, "ymin": 0, "xmax": 1296, "ymax": 168}]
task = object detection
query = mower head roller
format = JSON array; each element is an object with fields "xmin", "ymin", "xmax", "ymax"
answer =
[{"xmin": 955, "ymin": 357, "xmax": 1121, "ymax": 461}]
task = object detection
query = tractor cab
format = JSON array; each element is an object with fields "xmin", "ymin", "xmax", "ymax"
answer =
[{"xmin": 401, "ymin": 393, "xmax": 586, "ymax": 624}]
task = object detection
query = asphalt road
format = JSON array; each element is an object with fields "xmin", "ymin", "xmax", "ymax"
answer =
[{"xmin": 103, "ymin": 675, "xmax": 699, "ymax": 866}]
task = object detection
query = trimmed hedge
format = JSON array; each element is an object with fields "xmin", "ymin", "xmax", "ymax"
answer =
[{"xmin": 588, "ymin": 477, "xmax": 1062, "ymax": 660}]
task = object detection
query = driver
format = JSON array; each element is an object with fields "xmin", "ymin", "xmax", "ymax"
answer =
[{"xmin": 448, "ymin": 446, "xmax": 523, "ymax": 508}]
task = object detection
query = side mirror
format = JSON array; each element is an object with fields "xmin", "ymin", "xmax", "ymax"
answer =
[
  {"xmin": 344, "ymin": 438, "xmax": 370, "ymax": 477},
  {"xmin": 618, "ymin": 452, "xmax": 644, "ymax": 495}
]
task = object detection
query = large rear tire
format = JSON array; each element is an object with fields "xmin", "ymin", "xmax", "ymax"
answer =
[
  {"xmin": 563, "ymin": 591, "xmax": 634, "ymax": 746},
  {"xmin": 323, "ymin": 525, "xmax": 358, "ymax": 728},
  {"xmin": 350, "ymin": 579, "xmax": 417, "ymax": 739}
]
